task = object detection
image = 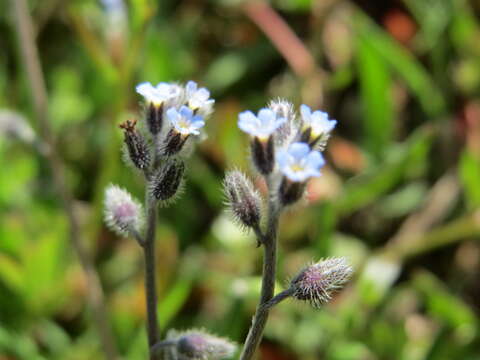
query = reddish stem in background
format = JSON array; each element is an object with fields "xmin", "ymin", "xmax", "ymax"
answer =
[{"xmin": 243, "ymin": 1, "xmax": 315, "ymax": 78}]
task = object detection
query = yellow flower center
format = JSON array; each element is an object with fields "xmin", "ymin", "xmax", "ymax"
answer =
[{"xmin": 291, "ymin": 164, "xmax": 304, "ymax": 173}]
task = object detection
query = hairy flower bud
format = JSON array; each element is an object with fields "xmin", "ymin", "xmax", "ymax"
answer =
[
  {"xmin": 279, "ymin": 178, "xmax": 306, "ymax": 206},
  {"xmin": 104, "ymin": 185, "xmax": 143, "ymax": 236},
  {"xmin": 224, "ymin": 170, "xmax": 262, "ymax": 229},
  {"xmin": 268, "ymin": 99, "xmax": 296, "ymax": 145},
  {"xmin": 290, "ymin": 257, "xmax": 352, "ymax": 307},
  {"xmin": 119, "ymin": 119, "xmax": 151, "ymax": 170},
  {"xmin": 168, "ymin": 329, "xmax": 236, "ymax": 360},
  {"xmin": 150, "ymin": 159, "xmax": 185, "ymax": 202}
]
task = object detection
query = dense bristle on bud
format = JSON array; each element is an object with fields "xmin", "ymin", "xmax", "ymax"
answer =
[
  {"xmin": 268, "ymin": 99, "xmax": 296, "ymax": 145},
  {"xmin": 119, "ymin": 119, "xmax": 151, "ymax": 170},
  {"xmin": 150, "ymin": 159, "xmax": 185, "ymax": 202},
  {"xmin": 290, "ymin": 257, "xmax": 352, "ymax": 308},
  {"xmin": 224, "ymin": 170, "xmax": 262, "ymax": 229},
  {"xmin": 169, "ymin": 329, "xmax": 236, "ymax": 360},
  {"xmin": 104, "ymin": 185, "xmax": 143, "ymax": 236}
]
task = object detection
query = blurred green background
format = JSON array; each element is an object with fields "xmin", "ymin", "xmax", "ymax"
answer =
[{"xmin": 2, "ymin": 0, "xmax": 480, "ymax": 359}]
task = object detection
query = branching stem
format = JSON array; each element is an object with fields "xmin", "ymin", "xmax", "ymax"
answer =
[{"xmin": 240, "ymin": 177, "xmax": 281, "ymax": 360}]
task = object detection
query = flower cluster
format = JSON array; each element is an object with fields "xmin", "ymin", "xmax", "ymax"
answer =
[
  {"xmin": 224, "ymin": 99, "xmax": 352, "ymax": 312},
  {"xmin": 105, "ymin": 80, "xmax": 214, "ymax": 237},
  {"xmin": 227, "ymin": 99, "xmax": 336, "ymax": 213}
]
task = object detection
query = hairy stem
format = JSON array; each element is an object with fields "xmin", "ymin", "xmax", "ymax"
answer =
[
  {"xmin": 240, "ymin": 182, "xmax": 280, "ymax": 360},
  {"xmin": 144, "ymin": 190, "xmax": 160, "ymax": 359},
  {"xmin": 11, "ymin": 1, "xmax": 118, "ymax": 359}
]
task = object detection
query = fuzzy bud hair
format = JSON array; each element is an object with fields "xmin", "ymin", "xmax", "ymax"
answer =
[
  {"xmin": 119, "ymin": 119, "xmax": 151, "ymax": 170},
  {"xmin": 268, "ymin": 98, "xmax": 296, "ymax": 145},
  {"xmin": 150, "ymin": 158, "xmax": 185, "ymax": 203},
  {"xmin": 223, "ymin": 170, "xmax": 262, "ymax": 230},
  {"xmin": 104, "ymin": 184, "xmax": 143, "ymax": 236},
  {"xmin": 290, "ymin": 257, "xmax": 352, "ymax": 308},
  {"xmin": 167, "ymin": 329, "xmax": 236, "ymax": 360}
]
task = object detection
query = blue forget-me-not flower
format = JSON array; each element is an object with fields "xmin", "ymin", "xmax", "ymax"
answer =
[
  {"xmin": 277, "ymin": 142, "xmax": 325, "ymax": 182},
  {"xmin": 300, "ymin": 104, "xmax": 337, "ymax": 138},
  {"xmin": 238, "ymin": 108, "xmax": 286, "ymax": 140},
  {"xmin": 136, "ymin": 82, "xmax": 181, "ymax": 106},
  {"xmin": 167, "ymin": 106, "xmax": 205, "ymax": 136},
  {"xmin": 185, "ymin": 81, "xmax": 215, "ymax": 112}
]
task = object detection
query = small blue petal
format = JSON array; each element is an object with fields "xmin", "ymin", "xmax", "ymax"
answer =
[
  {"xmin": 179, "ymin": 105, "xmax": 193, "ymax": 118},
  {"xmin": 289, "ymin": 143, "xmax": 310, "ymax": 159},
  {"xmin": 300, "ymin": 104, "xmax": 311, "ymax": 119},
  {"xmin": 258, "ymin": 108, "xmax": 275, "ymax": 124}
]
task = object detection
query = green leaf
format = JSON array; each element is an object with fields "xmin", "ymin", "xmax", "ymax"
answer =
[
  {"xmin": 357, "ymin": 32, "xmax": 394, "ymax": 157},
  {"xmin": 335, "ymin": 127, "xmax": 432, "ymax": 215},
  {"xmin": 354, "ymin": 9, "xmax": 446, "ymax": 116},
  {"xmin": 459, "ymin": 150, "xmax": 480, "ymax": 209}
]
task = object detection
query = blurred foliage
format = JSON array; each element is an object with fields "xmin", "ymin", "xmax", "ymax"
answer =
[{"xmin": 1, "ymin": 0, "xmax": 480, "ymax": 359}]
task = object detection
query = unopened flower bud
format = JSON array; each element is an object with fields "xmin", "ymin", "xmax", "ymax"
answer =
[
  {"xmin": 119, "ymin": 119, "xmax": 151, "ymax": 170},
  {"xmin": 290, "ymin": 257, "xmax": 352, "ymax": 307},
  {"xmin": 104, "ymin": 185, "xmax": 143, "ymax": 236},
  {"xmin": 168, "ymin": 329, "xmax": 236, "ymax": 360},
  {"xmin": 279, "ymin": 178, "xmax": 306, "ymax": 206},
  {"xmin": 224, "ymin": 170, "xmax": 262, "ymax": 229},
  {"xmin": 268, "ymin": 99, "xmax": 296, "ymax": 145},
  {"xmin": 150, "ymin": 159, "xmax": 185, "ymax": 202}
]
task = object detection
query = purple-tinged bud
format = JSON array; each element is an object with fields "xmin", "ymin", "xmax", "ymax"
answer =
[
  {"xmin": 290, "ymin": 257, "xmax": 352, "ymax": 308},
  {"xmin": 104, "ymin": 185, "xmax": 143, "ymax": 236},
  {"xmin": 224, "ymin": 170, "xmax": 262, "ymax": 230},
  {"xmin": 168, "ymin": 329, "xmax": 236, "ymax": 360},
  {"xmin": 150, "ymin": 159, "xmax": 185, "ymax": 202},
  {"xmin": 119, "ymin": 119, "xmax": 151, "ymax": 170}
]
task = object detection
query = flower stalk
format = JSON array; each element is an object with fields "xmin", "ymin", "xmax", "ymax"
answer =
[
  {"xmin": 239, "ymin": 184, "xmax": 280, "ymax": 360},
  {"xmin": 105, "ymin": 80, "xmax": 217, "ymax": 359},
  {"xmin": 230, "ymin": 99, "xmax": 351, "ymax": 360}
]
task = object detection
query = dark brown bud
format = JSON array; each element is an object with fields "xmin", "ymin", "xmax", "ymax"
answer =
[
  {"xmin": 119, "ymin": 119, "xmax": 151, "ymax": 170},
  {"xmin": 251, "ymin": 136, "xmax": 274, "ymax": 175},
  {"xmin": 146, "ymin": 103, "xmax": 163, "ymax": 135},
  {"xmin": 151, "ymin": 159, "xmax": 185, "ymax": 201},
  {"xmin": 279, "ymin": 177, "xmax": 306, "ymax": 206},
  {"xmin": 163, "ymin": 128, "xmax": 190, "ymax": 156}
]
